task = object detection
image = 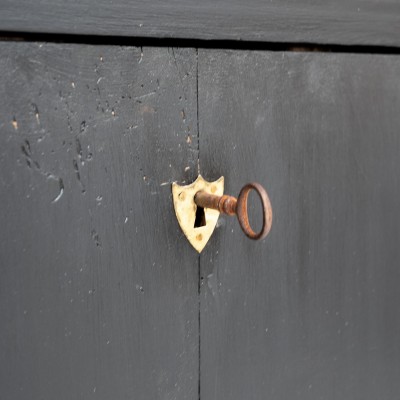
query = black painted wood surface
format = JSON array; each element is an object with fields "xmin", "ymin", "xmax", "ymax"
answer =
[
  {"xmin": 2, "ymin": 41, "xmax": 400, "ymax": 400},
  {"xmin": 1, "ymin": 0, "xmax": 400, "ymax": 47},
  {"xmin": 199, "ymin": 50, "xmax": 400, "ymax": 399},
  {"xmin": 0, "ymin": 42, "xmax": 199, "ymax": 399}
]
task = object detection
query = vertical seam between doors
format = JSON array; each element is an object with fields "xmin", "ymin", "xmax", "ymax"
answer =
[{"xmin": 196, "ymin": 47, "xmax": 201, "ymax": 400}]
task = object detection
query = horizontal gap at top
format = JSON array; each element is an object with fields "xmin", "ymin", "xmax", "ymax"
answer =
[{"xmin": 0, "ymin": 31, "xmax": 400, "ymax": 55}]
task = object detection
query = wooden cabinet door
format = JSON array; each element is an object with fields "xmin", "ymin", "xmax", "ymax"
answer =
[
  {"xmin": 198, "ymin": 49, "xmax": 400, "ymax": 399},
  {"xmin": 0, "ymin": 43, "xmax": 199, "ymax": 399},
  {"xmin": 1, "ymin": 42, "xmax": 400, "ymax": 400}
]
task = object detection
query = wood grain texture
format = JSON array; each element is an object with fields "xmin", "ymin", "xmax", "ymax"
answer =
[
  {"xmin": 1, "ymin": 0, "xmax": 400, "ymax": 46},
  {"xmin": 198, "ymin": 50, "xmax": 400, "ymax": 399},
  {"xmin": 0, "ymin": 42, "xmax": 199, "ymax": 400}
]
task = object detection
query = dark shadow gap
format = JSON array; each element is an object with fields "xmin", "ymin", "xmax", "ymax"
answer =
[{"xmin": 1, "ymin": 31, "xmax": 400, "ymax": 55}]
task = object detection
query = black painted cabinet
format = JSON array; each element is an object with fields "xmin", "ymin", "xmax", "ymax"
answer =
[{"xmin": 1, "ymin": 3, "xmax": 400, "ymax": 399}]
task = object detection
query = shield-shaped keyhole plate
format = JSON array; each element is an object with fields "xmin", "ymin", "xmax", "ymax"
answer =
[{"xmin": 172, "ymin": 175, "xmax": 224, "ymax": 253}]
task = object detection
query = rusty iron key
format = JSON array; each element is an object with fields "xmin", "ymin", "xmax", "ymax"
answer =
[{"xmin": 194, "ymin": 182, "xmax": 273, "ymax": 240}]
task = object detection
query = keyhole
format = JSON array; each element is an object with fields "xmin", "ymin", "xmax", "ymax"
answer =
[{"xmin": 194, "ymin": 206, "xmax": 206, "ymax": 228}]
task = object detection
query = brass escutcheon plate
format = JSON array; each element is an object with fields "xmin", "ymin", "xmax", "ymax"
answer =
[{"xmin": 172, "ymin": 175, "xmax": 224, "ymax": 253}]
